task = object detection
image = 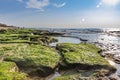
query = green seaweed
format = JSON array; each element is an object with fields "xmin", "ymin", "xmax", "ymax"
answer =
[
  {"xmin": 0, "ymin": 28, "xmax": 58, "ymax": 45},
  {"xmin": 0, "ymin": 61, "xmax": 29, "ymax": 80},
  {"xmin": 0, "ymin": 44, "xmax": 60, "ymax": 68},
  {"xmin": 56, "ymin": 43, "xmax": 109, "ymax": 66}
]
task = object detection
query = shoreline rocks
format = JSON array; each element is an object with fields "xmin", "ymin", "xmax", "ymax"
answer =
[
  {"xmin": 0, "ymin": 44, "xmax": 60, "ymax": 77},
  {"xmin": 95, "ymin": 42, "xmax": 120, "ymax": 64},
  {"xmin": 0, "ymin": 42, "xmax": 117, "ymax": 80},
  {"xmin": 0, "ymin": 27, "xmax": 119, "ymax": 80},
  {"xmin": 54, "ymin": 43, "xmax": 116, "ymax": 80}
]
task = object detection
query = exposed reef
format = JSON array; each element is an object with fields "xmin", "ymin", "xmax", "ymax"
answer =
[{"xmin": 0, "ymin": 24, "xmax": 117, "ymax": 80}]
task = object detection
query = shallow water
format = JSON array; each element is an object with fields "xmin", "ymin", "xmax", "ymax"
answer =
[{"xmin": 50, "ymin": 36, "xmax": 81, "ymax": 46}]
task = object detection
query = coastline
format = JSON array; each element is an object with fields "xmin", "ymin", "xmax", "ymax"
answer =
[{"xmin": 0, "ymin": 24, "xmax": 120, "ymax": 80}]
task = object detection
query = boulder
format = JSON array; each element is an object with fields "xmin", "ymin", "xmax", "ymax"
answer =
[
  {"xmin": 54, "ymin": 43, "xmax": 117, "ymax": 80},
  {"xmin": 56, "ymin": 43, "xmax": 116, "ymax": 73},
  {"xmin": 1, "ymin": 43, "xmax": 60, "ymax": 77}
]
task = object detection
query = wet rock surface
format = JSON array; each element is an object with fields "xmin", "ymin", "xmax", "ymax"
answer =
[
  {"xmin": 95, "ymin": 42, "xmax": 120, "ymax": 64},
  {"xmin": 53, "ymin": 69, "xmax": 113, "ymax": 80},
  {"xmin": 94, "ymin": 42, "xmax": 120, "ymax": 80}
]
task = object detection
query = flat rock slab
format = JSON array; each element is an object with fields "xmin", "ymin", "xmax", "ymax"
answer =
[
  {"xmin": 0, "ymin": 43, "xmax": 60, "ymax": 76},
  {"xmin": 57, "ymin": 43, "xmax": 109, "ymax": 66}
]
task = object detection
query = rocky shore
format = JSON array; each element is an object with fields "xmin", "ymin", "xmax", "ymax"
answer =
[
  {"xmin": 95, "ymin": 42, "xmax": 120, "ymax": 64},
  {"xmin": 0, "ymin": 24, "xmax": 118, "ymax": 80}
]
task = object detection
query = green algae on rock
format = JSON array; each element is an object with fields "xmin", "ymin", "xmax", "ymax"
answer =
[
  {"xmin": 0, "ymin": 61, "xmax": 29, "ymax": 80},
  {"xmin": 56, "ymin": 43, "xmax": 109, "ymax": 66},
  {"xmin": 0, "ymin": 28, "xmax": 58, "ymax": 45},
  {"xmin": 1, "ymin": 44, "xmax": 60, "ymax": 76},
  {"xmin": 55, "ymin": 43, "xmax": 116, "ymax": 80},
  {"xmin": 54, "ymin": 43, "xmax": 117, "ymax": 80},
  {"xmin": 0, "ymin": 61, "xmax": 18, "ymax": 72}
]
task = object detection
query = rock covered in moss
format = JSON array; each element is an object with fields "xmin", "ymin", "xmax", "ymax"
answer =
[
  {"xmin": 0, "ymin": 28, "xmax": 58, "ymax": 45},
  {"xmin": 57, "ymin": 43, "xmax": 109, "ymax": 66},
  {"xmin": 1, "ymin": 43, "xmax": 60, "ymax": 76},
  {"xmin": 0, "ymin": 61, "xmax": 18, "ymax": 72},
  {"xmin": 56, "ymin": 43, "xmax": 116, "ymax": 75},
  {"xmin": 0, "ymin": 61, "xmax": 29, "ymax": 80}
]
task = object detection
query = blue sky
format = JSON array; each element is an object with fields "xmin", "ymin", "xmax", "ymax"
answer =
[{"xmin": 0, "ymin": 0, "xmax": 120, "ymax": 28}]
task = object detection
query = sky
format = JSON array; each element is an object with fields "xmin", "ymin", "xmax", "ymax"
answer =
[{"xmin": 0, "ymin": 0, "xmax": 120, "ymax": 28}]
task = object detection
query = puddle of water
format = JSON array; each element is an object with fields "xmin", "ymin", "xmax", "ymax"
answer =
[
  {"xmin": 50, "ymin": 37, "xmax": 81, "ymax": 46},
  {"xmin": 48, "ymin": 72, "xmax": 61, "ymax": 80}
]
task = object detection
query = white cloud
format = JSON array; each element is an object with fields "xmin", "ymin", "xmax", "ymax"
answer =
[
  {"xmin": 53, "ymin": 2, "xmax": 66, "ymax": 8},
  {"xmin": 26, "ymin": 0, "xmax": 50, "ymax": 10},
  {"xmin": 17, "ymin": 0, "xmax": 66, "ymax": 11}
]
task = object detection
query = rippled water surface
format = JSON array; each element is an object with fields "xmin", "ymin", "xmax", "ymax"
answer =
[{"xmin": 50, "ymin": 36, "xmax": 81, "ymax": 46}]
